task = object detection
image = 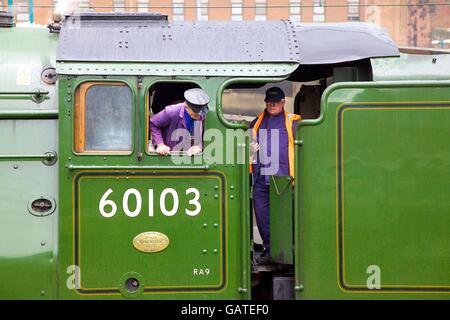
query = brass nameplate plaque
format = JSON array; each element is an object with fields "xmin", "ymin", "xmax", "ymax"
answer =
[{"xmin": 133, "ymin": 232, "xmax": 170, "ymax": 253}]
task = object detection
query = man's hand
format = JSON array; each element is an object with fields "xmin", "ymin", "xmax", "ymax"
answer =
[
  {"xmin": 250, "ymin": 142, "xmax": 260, "ymax": 153},
  {"xmin": 156, "ymin": 144, "xmax": 171, "ymax": 156},
  {"xmin": 187, "ymin": 145, "xmax": 202, "ymax": 156}
]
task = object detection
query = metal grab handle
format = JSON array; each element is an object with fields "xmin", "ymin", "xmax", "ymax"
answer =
[
  {"xmin": 0, "ymin": 151, "xmax": 57, "ymax": 165},
  {"xmin": 0, "ymin": 110, "xmax": 58, "ymax": 119},
  {"xmin": 0, "ymin": 90, "xmax": 50, "ymax": 103},
  {"xmin": 238, "ymin": 141, "xmax": 250, "ymax": 294},
  {"xmin": 293, "ymin": 138, "xmax": 303, "ymax": 293},
  {"xmin": 65, "ymin": 165, "xmax": 210, "ymax": 171}
]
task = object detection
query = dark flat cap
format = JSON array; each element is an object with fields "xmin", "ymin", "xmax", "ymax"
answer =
[{"xmin": 264, "ymin": 87, "xmax": 285, "ymax": 102}]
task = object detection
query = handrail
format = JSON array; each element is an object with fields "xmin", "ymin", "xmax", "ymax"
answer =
[
  {"xmin": 293, "ymin": 139, "xmax": 303, "ymax": 294},
  {"xmin": 65, "ymin": 164, "xmax": 210, "ymax": 171},
  {"xmin": 0, "ymin": 110, "xmax": 58, "ymax": 119},
  {"xmin": 0, "ymin": 90, "xmax": 50, "ymax": 103},
  {"xmin": 136, "ymin": 77, "xmax": 143, "ymax": 161},
  {"xmin": 0, "ymin": 151, "xmax": 57, "ymax": 165},
  {"xmin": 238, "ymin": 141, "xmax": 250, "ymax": 294}
]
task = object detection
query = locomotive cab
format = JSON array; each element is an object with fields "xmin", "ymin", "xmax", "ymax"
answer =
[{"xmin": 55, "ymin": 13, "xmax": 402, "ymax": 300}]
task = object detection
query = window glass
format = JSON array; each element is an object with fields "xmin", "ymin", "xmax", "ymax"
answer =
[
  {"xmin": 82, "ymin": 85, "xmax": 132, "ymax": 152},
  {"xmin": 222, "ymin": 81, "xmax": 299, "ymax": 123}
]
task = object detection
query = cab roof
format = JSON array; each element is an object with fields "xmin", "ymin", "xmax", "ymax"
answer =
[{"xmin": 56, "ymin": 13, "xmax": 399, "ymax": 67}]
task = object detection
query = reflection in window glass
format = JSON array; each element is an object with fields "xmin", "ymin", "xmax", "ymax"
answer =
[
  {"xmin": 85, "ymin": 85, "xmax": 132, "ymax": 151},
  {"xmin": 222, "ymin": 82, "xmax": 299, "ymax": 123}
]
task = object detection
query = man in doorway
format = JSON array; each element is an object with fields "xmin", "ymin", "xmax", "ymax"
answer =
[
  {"xmin": 250, "ymin": 86, "xmax": 301, "ymax": 263},
  {"xmin": 150, "ymin": 88, "xmax": 210, "ymax": 156}
]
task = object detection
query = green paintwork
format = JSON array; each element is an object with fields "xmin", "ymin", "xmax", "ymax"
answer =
[
  {"xmin": 295, "ymin": 81, "xmax": 450, "ymax": 299},
  {"xmin": 0, "ymin": 120, "xmax": 58, "ymax": 299},
  {"xmin": 0, "ymin": 27, "xmax": 58, "ymax": 299},
  {"xmin": 74, "ymin": 173, "xmax": 224, "ymax": 291},
  {"xmin": 57, "ymin": 75, "xmax": 251, "ymax": 299},
  {"xmin": 270, "ymin": 176, "xmax": 293, "ymax": 265}
]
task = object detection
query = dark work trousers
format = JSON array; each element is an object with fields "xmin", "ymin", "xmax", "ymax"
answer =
[{"xmin": 253, "ymin": 173, "xmax": 270, "ymax": 253}]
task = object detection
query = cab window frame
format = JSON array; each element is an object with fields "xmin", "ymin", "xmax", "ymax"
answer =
[
  {"xmin": 218, "ymin": 77, "xmax": 294, "ymax": 128},
  {"xmin": 145, "ymin": 79, "xmax": 205, "ymax": 156},
  {"xmin": 73, "ymin": 80, "xmax": 135, "ymax": 155}
]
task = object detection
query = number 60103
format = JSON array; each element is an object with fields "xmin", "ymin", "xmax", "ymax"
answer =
[{"xmin": 99, "ymin": 187, "xmax": 201, "ymax": 218}]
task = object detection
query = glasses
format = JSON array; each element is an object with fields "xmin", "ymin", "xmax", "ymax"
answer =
[{"xmin": 266, "ymin": 101, "xmax": 282, "ymax": 106}]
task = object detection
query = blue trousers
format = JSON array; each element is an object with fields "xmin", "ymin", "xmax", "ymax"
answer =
[{"xmin": 253, "ymin": 174, "xmax": 270, "ymax": 253}]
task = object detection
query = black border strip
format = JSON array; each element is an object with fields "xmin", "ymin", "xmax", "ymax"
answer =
[
  {"xmin": 73, "ymin": 171, "xmax": 227, "ymax": 295},
  {"xmin": 337, "ymin": 103, "xmax": 450, "ymax": 292}
]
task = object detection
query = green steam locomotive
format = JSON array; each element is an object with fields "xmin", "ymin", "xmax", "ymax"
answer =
[{"xmin": 0, "ymin": 11, "xmax": 448, "ymax": 300}]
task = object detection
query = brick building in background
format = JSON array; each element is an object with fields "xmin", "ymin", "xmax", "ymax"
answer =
[{"xmin": 1, "ymin": 0, "xmax": 449, "ymax": 48}]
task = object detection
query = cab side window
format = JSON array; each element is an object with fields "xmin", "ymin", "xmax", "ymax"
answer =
[
  {"xmin": 74, "ymin": 82, "xmax": 132, "ymax": 153},
  {"xmin": 147, "ymin": 82, "xmax": 200, "ymax": 153}
]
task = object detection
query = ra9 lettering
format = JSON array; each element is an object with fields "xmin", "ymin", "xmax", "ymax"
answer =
[{"xmin": 99, "ymin": 187, "xmax": 201, "ymax": 218}]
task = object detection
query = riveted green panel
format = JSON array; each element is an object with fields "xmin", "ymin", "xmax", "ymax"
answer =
[
  {"xmin": 295, "ymin": 81, "xmax": 450, "ymax": 300},
  {"xmin": 72, "ymin": 171, "xmax": 225, "ymax": 295},
  {"xmin": 0, "ymin": 119, "xmax": 58, "ymax": 299},
  {"xmin": 58, "ymin": 75, "xmax": 251, "ymax": 299},
  {"xmin": 56, "ymin": 62, "xmax": 298, "ymax": 78},
  {"xmin": 0, "ymin": 27, "xmax": 58, "ymax": 111},
  {"xmin": 340, "ymin": 104, "xmax": 450, "ymax": 289}
]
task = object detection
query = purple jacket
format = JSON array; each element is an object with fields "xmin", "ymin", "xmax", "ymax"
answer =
[
  {"xmin": 250, "ymin": 109, "xmax": 299, "ymax": 185},
  {"xmin": 149, "ymin": 103, "xmax": 205, "ymax": 149}
]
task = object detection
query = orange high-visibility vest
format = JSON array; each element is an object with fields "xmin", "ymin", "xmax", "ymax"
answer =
[{"xmin": 249, "ymin": 111, "xmax": 301, "ymax": 178}]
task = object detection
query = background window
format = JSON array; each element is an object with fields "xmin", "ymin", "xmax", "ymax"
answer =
[
  {"xmin": 16, "ymin": 0, "xmax": 30, "ymax": 23},
  {"xmin": 231, "ymin": 0, "xmax": 243, "ymax": 21},
  {"xmin": 113, "ymin": 0, "xmax": 126, "ymax": 13},
  {"xmin": 138, "ymin": 0, "xmax": 149, "ymax": 13},
  {"xmin": 75, "ymin": 83, "xmax": 132, "ymax": 153},
  {"xmin": 289, "ymin": 0, "xmax": 301, "ymax": 22},
  {"xmin": 348, "ymin": 0, "xmax": 360, "ymax": 21},
  {"xmin": 54, "ymin": 0, "xmax": 90, "ymax": 14},
  {"xmin": 255, "ymin": 0, "xmax": 266, "ymax": 21},
  {"xmin": 197, "ymin": 0, "xmax": 208, "ymax": 21},
  {"xmin": 313, "ymin": 0, "xmax": 325, "ymax": 23},
  {"xmin": 173, "ymin": 0, "xmax": 185, "ymax": 21}
]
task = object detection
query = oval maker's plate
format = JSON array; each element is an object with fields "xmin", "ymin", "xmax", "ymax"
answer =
[{"xmin": 133, "ymin": 231, "xmax": 170, "ymax": 253}]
